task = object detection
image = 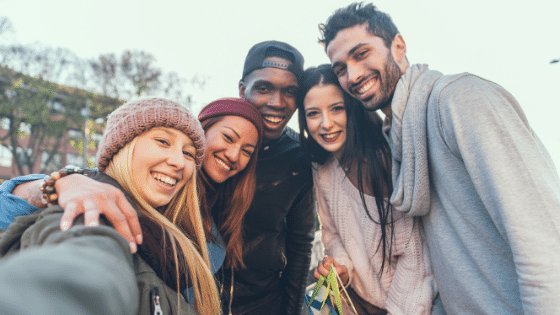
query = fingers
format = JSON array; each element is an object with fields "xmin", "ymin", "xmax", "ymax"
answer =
[
  {"xmin": 99, "ymin": 197, "xmax": 137, "ymax": 253},
  {"xmin": 316, "ymin": 256, "xmax": 333, "ymax": 277},
  {"xmin": 60, "ymin": 202, "xmax": 81, "ymax": 231},
  {"xmin": 313, "ymin": 268, "xmax": 322, "ymax": 280},
  {"xmin": 83, "ymin": 199, "xmax": 100, "ymax": 227},
  {"xmin": 115, "ymin": 191, "xmax": 143, "ymax": 244}
]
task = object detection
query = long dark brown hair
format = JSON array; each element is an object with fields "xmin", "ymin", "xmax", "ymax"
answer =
[
  {"xmin": 297, "ymin": 64, "xmax": 394, "ymax": 274},
  {"xmin": 198, "ymin": 116, "xmax": 259, "ymax": 270}
]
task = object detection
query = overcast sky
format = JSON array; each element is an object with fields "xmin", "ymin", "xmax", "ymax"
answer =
[{"xmin": 2, "ymin": 0, "xmax": 559, "ymax": 168}]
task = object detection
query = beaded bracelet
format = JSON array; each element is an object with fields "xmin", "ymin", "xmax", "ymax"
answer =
[{"xmin": 39, "ymin": 165, "xmax": 87, "ymax": 206}]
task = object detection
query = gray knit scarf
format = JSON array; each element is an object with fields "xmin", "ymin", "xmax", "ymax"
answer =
[{"xmin": 382, "ymin": 64, "xmax": 443, "ymax": 216}]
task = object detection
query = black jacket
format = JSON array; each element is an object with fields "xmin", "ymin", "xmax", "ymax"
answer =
[{"xmin": 219, "ymin": 128, "xmax": 315, "ymax": 315}]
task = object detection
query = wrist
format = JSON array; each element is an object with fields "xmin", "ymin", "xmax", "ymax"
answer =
[{"xmin": 39, "ymin": 166, "xmax": 87, "ymax": 206}]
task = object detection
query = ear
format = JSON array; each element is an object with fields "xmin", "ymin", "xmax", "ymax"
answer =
[
  {"xmin": 238, "ymin": 80, "xmax": 246, "ymax": 98},
  {"xmin": 391, "ymin": 33, "xmax": 408, "ymax": 70}
]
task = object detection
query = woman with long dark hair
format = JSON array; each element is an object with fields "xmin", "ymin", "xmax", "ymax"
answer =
[{"xmin": 298, "ymin": 65, "xmax": 434, "ymax": 314}]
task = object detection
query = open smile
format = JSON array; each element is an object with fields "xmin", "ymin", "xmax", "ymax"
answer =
[
  {"xmin": 151, "ymin": 172, "xmax": 178, "ymax": 187},
  {"xmin": 214, "ymin": 155, "xmax": 233, "ymax": 172},
  {"xmin": 352, "ymin": 74, "xmax": 379, "ymax": 98},
  {"xmin": 320, "ymin": 131, "xmax": 342, "ymax": 143},
  {"xmin": 262, "ymin": 114, "xmax": 285, "ymax": 128}
]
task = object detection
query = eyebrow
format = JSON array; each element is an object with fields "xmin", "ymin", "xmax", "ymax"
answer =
[
  {"xmin": 305, "ymin": 101, "xmax": 344, "ymax": 112},
  {"xmin": 348, "ymin": 43, "xmax": 368, "ymax": 57},
  {"xmin": 224, "ymin": 127, "xmax": 240, "ymax": 139},
  {"xmin": 332, "ymin": 43, "xmax": 369, "ymax": 69},
  {"xmin": 330, "ymin": 101, "xmax": 345, "ymax": 107},
  {"xmin": 253, "ymin": 79, "xmax": 299, "ymax": 90}
]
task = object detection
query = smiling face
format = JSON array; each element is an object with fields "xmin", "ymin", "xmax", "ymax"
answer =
[
  {"xmin": 202, "ymin": 115, "xmax": 259, "ymax": 184},
  {"xmin": 326, "ymin": 23, "xmax": 407, "ymax": 113},
  {"xmin": 303, "ymin": 84, "xmax": 347, "ymax": 158},
  {"xmin": 130, "ymin": 127, "xmax": 196, "ymax": 208},
  {"xmin": 239, "ymin": 57, "xmax": 299, "ymax": 142}
]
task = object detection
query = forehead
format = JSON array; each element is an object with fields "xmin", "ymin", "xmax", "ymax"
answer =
[
  {"xmin": 210, "ymin": 115, "xmax": 255, "ymax": 131},
  {"xmin": 243, "ymin": 65, "xmax": 298, "ymax": 88},
  {"xmin": 326, "ymin": 23, "xmax": 385, "ymax": 63},
  {"xmin": 303, "ymin": 84, "xmax": 344, "ymax": 108},
  {"xmin": 144, "ymin": 127, "xmax": 194, "ymax": 145}
]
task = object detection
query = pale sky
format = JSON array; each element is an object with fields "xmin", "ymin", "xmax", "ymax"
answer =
[{"xmin": 2, "ymin": 0, "xmax": 560, "ymax": 168}]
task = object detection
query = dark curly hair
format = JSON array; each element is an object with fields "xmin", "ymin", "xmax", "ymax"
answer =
[{"xmin": 319, "ymin": 2, "xmax": 399, "ymax": 49}]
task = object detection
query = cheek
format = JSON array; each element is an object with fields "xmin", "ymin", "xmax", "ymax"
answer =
[
  {"xmin": 238, "ymin": 155, "xmax": 251, "ymax": 172},
  {"xmin": 181, "ymin": 162, "xmax": 196, "ymax": 185},
  {"xmin": 306, "ymin": 118, "xmax": 320, "ymax": 135}
]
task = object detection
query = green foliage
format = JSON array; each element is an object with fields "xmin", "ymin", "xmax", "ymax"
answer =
[{"xmin": 0, "ymin": 66, "xmax": 119, "ymax": 175}]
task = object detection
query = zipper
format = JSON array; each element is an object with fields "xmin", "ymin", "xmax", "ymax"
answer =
[{"xmin": 150, "ymin": 287, "xmax": 163, "ymax": 315}]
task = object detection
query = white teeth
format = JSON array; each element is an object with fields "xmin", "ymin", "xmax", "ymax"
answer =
[
  {"xmin": 152, "ymin": 173, "xmax": 177, "ymax": 186},
  {"xmin": 215, "ymin": 157, "xmax": 231, "ymax": 171},
  {"xmin": 356, "ymin": 77, "xmax": 376, "ymax": 95},
  {"xmin": 263, "ymin": 115, "xmax": 283, "ymax": 124},
  {"xmin": 322, "ymin": 132, "xmax": 338, "ymax": 140}
]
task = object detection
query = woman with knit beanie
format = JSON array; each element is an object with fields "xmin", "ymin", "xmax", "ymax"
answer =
[
  {"xmin": 0, "ymin": 97, "xmax": 264, "ymax": 314},
  {"xmin": 196, "ymin": 97, "xmax": 262, "ymax": 274},
  {"xmin": 0, "ymin": 98, "xmax": 222, "ymax": 315}
]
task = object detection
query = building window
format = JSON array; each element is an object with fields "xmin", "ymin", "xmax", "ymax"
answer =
[
  {"xmin": 68, "ymin": 129, "xmax": 83, "ymax": 140},
  {"xmin": 48, "ymin": 100, "xmax": 65, "ymax": 113},
  {"xmin": 0, "ymin": 118, "xmax": 9, "ymax": 130},
  {"xmin": 19, "ymin": 122, "xmax": 31, "ymax": 134},
  {"xmin": 0, "ymin": 145, "xmax": 13, "ymax": 167}
]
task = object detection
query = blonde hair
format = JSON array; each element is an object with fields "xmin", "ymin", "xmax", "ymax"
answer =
[{"xmin": 104, "ymin": 138, "xmax": 221, "ymax": 315}]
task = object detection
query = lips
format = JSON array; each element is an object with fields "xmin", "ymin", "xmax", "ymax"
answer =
[
  {"xmin": 262, "ymin": 114, "xmax": 285, "ymax": 127},
  {"xmin": 320, "ymin": 131, "xmax": 342, "ymax": 143}
]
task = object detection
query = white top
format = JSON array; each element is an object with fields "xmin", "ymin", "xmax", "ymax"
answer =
[{"xmin": 313, "ymin": 157, "xmax": 435, "ymax": 314}]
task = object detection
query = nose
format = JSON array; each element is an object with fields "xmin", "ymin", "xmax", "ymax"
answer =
[
  {"xmin": 321, "ymin": 113, "xmax": 334, "ymax": 130},
  {"xmin": 166, "ymin": 148, "xmax": 186, "ymax": 169},
  {"xmin": 347, "ymin": 62, "xmax": 364, "ymax": 85},
  {"xmin": 267, "ymin": 91, "xmax": 283, "ymax": 109},
  {"xmin": 224, "ymin": 146, "xmax": 240, "ymax": 165}
]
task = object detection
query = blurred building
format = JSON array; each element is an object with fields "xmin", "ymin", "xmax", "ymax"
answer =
[{"xmin": 0, "ymin": 65, "xmax": 121, "ymax": 182}]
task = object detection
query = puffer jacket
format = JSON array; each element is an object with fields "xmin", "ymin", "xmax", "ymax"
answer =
[{"xmin": 0, "ymin": 172, "xmax": 197, "ymax": 315}]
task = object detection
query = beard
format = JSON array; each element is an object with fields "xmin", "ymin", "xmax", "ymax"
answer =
[{"xmin": 361, "ymin": 53, "xmax": 402, "ymax": 112}]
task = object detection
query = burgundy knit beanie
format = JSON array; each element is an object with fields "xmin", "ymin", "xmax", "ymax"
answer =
[
  {"xmin": 97, "ymin": 97, "xmax": 206, "ymax": 171},
  {"xmin": 198, "ymin": 97, "xmax": 263, "ymax": 145}
]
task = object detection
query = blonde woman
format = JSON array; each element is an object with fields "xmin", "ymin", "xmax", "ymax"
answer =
[{"xmin": 0, "ymin": 98, "xmax": 221, "ymax": 315}]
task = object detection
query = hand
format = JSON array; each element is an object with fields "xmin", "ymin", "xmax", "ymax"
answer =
[
  {"xmin": 314, "ymin": 255, "xmax": 349, "ymax": 286},
  {"xmin": 56, "ymin": 174, "xmax": 143, "ymax": 253}
]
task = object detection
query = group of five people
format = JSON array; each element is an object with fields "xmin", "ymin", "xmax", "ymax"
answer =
[{"xmin": 0, "ymin": 2, "xmax": 559, "ymax": 314}]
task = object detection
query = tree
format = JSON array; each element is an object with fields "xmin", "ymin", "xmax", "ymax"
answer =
[
  {"xmin": 0, "ymin": 17, "xmax": 13, "ymax": 36},
  {"xmin": 0, "ymin": 68, "xmax": 78, "ymax": 174},
  {"xmin": 89, "ymin": 50, "xmax": 161, "ymax": 99}
]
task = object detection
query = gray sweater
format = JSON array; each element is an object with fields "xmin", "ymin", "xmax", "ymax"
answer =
[{"xmin": 384, "ymin": 64, "xmax": 560, "ymax": 314}]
